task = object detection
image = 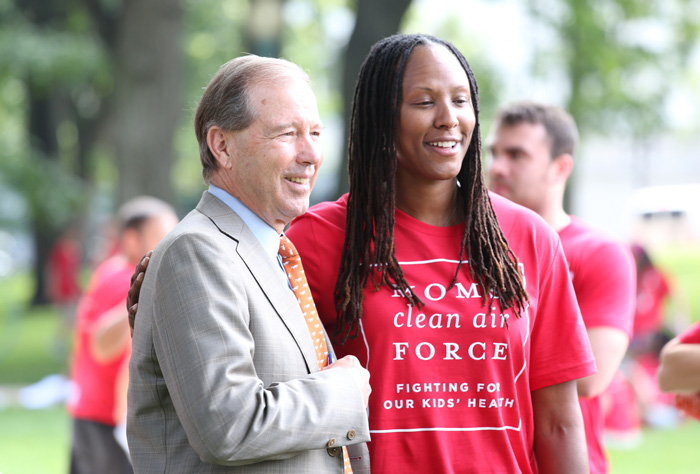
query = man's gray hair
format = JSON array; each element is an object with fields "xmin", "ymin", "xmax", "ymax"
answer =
[{"xmin": 194, "ymin": 55, "xmax": 310, "ymax": 184}]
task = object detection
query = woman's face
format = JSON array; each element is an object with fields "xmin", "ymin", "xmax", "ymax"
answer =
[{"xmin": 396, "ymin": 43, "xmax": 476, "ymax": 185}]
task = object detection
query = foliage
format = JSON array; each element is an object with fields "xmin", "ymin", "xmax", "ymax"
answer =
[
  {"xmin": 0, "ymin": 3, "xmax": 99, "ymax": 231},
  {"xmin": 0, "ymin": 148, "xmax": 88, "ymax": 235},
  {"xmin": 174, "ymin": 0, "xmax": 357, "ymax": 202},
  {"xmin": 0, "ymin": 10, "xmax": 109, "ymax": 95},
  {"xmin": 172, "ymin": 0, "xmax": 250, "ymax": 202},
  {"xmin": 0, "ymin": 0, "xmax": 112, "ymax": 171},
  {"xmin": 525, "ymin": 0, "xmax": 700, "ymax": 138}
]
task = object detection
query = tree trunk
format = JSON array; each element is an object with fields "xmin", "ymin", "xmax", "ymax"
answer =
[
  {"xmin": 336, "ymin": 0, "xmax": 413, "ymax": 196},
  {"xmin": 111, "ymin": 0, "xmax": 184, "ymax": 205},
  {"xmin": 27, "ymin": 92, "xmax": 59, "ymax": 306},
  {"xmin": 245, "ymin": 0, "xmax": 286, "ymax": 57}
]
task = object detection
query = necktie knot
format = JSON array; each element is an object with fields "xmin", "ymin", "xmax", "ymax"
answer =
[
  {"xmin": 279, "ymin": 235, "xmax": 302, "ymax": 277},
  {"xmin": 279, "ymin": 234, "xmax": 297, "ymax": 258}
]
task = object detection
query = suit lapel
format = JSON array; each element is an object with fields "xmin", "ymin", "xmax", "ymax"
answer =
[{"xmin": 196, "ymin": 192, "xmax": 321, "ymax": 374}]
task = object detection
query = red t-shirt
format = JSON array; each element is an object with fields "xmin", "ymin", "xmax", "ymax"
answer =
[
  {"xmin": 288, "ymin": 193, "xmax": 595, "ymax": 474},
  {"xmin": 47, "ymin": 237, "xmax": 82, "ymax": 304},
  {"xmin": 633, "ymin": 266, "xmax": 670, "ymax": 336},
  {"xmin": 679, "ymin": 322, "xmax": 700, "ymax": 344},
  {"xmin": 68, "ymin": 255, "xmax": 133, "ymax": 426},
  {"xmin": 559, "ymin": 217, "xmax": 636, "ymax": 474}
]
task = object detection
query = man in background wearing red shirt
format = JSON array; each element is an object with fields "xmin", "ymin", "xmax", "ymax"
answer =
[
  {"xmin": 487, "ymin": 102, "xmax": 637, "ymax": 474},
  {"xmin": 68, "ymin": 196, "xmax": 177, "ymax": 474}
]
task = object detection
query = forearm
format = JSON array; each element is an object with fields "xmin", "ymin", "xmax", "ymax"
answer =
[
  {"xmin": 533, "ymin": 381, "xmax": 588, "ymax": 474},
  {"xmin": 113, "ymin": 359, "xmax": 129, "ymax": 422},
  {"xmin": 576, "ymin": 327, "xmax": 629, "ymax": 398},
  {"xmin": 658, "ymin": 339, "xmax": 700, "ymax": 394},
  {"xmin": 91, "ymin": 304, "xmax": 130, "ymax": 362}
]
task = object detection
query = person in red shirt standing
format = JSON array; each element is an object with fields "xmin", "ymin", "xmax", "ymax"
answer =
[
  {"xmin": 288, "ymin": 36, "xmax": 594, "ymax": 473},
  {"xmin": 631, "ymin": 244, "xmax": 672, "ymax": 342},
  {"xmin": 487, "ymin": 102, "xmax": 637, "ymax": 474},
  {"xmin": 68, "ymin": 196, "xmax": 177, "ymax": 474},
  {"xmin": 47, "ymin": 223, "xmax": 83, "ymax": 357}
]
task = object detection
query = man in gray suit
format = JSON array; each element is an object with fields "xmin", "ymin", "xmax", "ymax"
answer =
[{"xmin": 127, "ymin": 55, "xmax": 371, "ymax": 473}]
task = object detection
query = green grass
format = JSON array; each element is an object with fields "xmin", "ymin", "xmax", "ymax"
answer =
[
  {"xmin": 654, "ymin": 245, "xmax": 700, "ymax": 327},
  {"xmin": 1, "ymin": 253, "xmax": 700, "ymax": 474},
  {"xmin": 0, "ymin": 272, "xmax": 73, "ymax": 474},
  {"xmin": 0, "ymin": 305, "xmax": 69, "ymax": 384},
  {"xmin": 608, "ymin": 422, "xmax": 700, "ymax": 473},
  {"xmin": 0, "ymin": 405, "xmax": 698, "ymax": 474},
  {"xmin": 0, "ymin": 272, "xmax": 70, "ymax": 384},
  {"xmin": 0, "ymin": 406, "xmax": 70, "ymax": 474}
]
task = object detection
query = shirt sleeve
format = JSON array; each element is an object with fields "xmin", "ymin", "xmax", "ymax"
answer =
[
  {"xmin": 528, "ymin": 238, "xmax": 597, "ymax": 392},
  {"xmin": 573, "ymin": 240, "xmax": 636, "ymax": 337},
  {"xmin": 679, "ymin": 321, "xmax": 700, "ymax": 344}
]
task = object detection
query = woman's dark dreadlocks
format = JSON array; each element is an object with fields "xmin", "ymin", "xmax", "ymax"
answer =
[{"xmin": 333, "ymin": 34, "xmax": 529, "ymax": 344}]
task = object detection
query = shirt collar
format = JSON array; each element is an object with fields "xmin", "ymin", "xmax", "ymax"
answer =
[{"xmin": 208, "ymin": 184, "xmax": 281, "ymax": 261}]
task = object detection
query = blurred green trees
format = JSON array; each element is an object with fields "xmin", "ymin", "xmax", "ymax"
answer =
[
  {"xmin": 527, "ymin": 0, "xmax": 700, "ymax": 138},
  {"xmin": 525, "ymin": 0, "xmax": 700, "ymax": 207},
  {"xmin": 0, "ymin": 0, "xmax": 698, "ymax": 305},
  {"xmin": 0, "ymin": 0, "xmax": 113, "ymax": 304}
]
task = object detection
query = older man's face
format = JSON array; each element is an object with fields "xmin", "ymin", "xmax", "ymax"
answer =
[{"xmin": 223, "ymin": 77, "xmax": 323, "ymax": 232}]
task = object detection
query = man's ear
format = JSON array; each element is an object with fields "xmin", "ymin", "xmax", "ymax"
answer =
[
  {"xmin": 207, "ymin": 126, "xmax": 233, "ymax": 169},
  {"xmin": 554, "ymin": 153, "xmax": 574, "ymax": 181},
  {"xmin": 120, "ymin": 228, "xmax": 139, "ymax": 262}
]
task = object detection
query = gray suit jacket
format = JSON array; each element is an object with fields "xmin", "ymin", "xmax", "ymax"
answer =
[{"xmin": 127, "ymin": 192, "xmax": 370, "ymax": 473}]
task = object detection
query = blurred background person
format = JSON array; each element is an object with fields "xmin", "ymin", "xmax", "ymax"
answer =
[
  {"xmin": 487, "ymin": 101, "xmax": 637, "ymax": 474},
  {"xmin": 604, "ymin": 244, "xmax": 685, "ymax": 446},
  {"xmin": 47, "ymin": 222, "xmax": 83, "ymax": 358},
  {"xmin": 627, "ymin": 244, "xmax": 680, "ymax": 427},
  {"xmin": 67, "ymin": 196, "xmax": 177, "ymax": 474},
  {"xmin": 631, "ymin": 244, "xmax": 672, "ymax": 345}
]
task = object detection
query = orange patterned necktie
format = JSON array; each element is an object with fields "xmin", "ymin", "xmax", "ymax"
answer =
[{"xmin": 279, "ymin": 234, "xmax": 353, "ymax": 474}]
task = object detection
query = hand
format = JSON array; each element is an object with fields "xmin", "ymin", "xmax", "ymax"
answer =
[
  {"xmin": 327, "ymin": 355, "xmax": 371, "ymax": 407},
  {"xmin": 127, "ymin": 251, "xmax": 152, "ymax": 337}
]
